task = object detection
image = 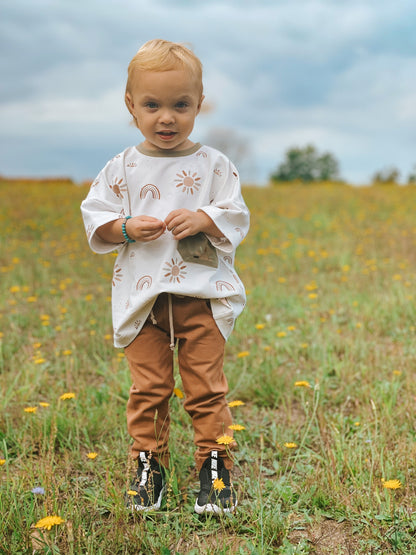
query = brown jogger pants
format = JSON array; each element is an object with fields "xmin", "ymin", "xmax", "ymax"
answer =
[{"xmin": 124, "ymin": 293, "xmax": 234, "ymax": 470}]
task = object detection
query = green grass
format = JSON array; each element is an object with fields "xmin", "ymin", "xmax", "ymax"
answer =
[{"xmin": 1, "ymin": 180, "xmax": 416, "ymax": 553}]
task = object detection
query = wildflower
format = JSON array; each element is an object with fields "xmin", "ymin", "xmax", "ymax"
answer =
[
  {"xmin": 34, "ymin": 358, "xmax": 46, "ymax": 365},
  {"xmin": 300, "ymin": 343, "xmax": 309, "ymax": 349},
  {"xmin": 0, "ymin": 459, "xmax": 5, "ymax": 466},
  {"xmin": 59, "ymin": 392, "xmax": 75, "ymax": 401},
  {"xmin": 228, "ymin": 400, "xmax": 245, "ymax": 407},
  {"xmin": 237, "ymin": 351, "xmax": 250, "ymax": 358},
  {"xmin": 255, "ymin": 323, "xmax": 266, "ymax": 330},
  {"xmin": 31, "ymin": 487, "xmax": 45, "ymax": 495},
  {"xmin": 173, "ymin": 388, "xmax": 184, "ymax": 399},
  {"xmin": 87, "ymin": 452, "xmax": 98, "ymax": 460},
  {"xmin": 393, "ymin": 370, "xmax": 402, "ymax": 376},
  {"xmin": 382, "ymin": 479, "xmax": 402, "ymax": 490},
  {"xmin": 39, "ymin": 402, "xmax": 50, "ymax": 408},
  {"xmin": 24, "ymin": 406, "xmax": 38, "ymax": 413},
  {"xmin": 127, "ymin": 490, "xmax": 137, "ymax": 496},
  {"xmin": 308, "ymin": 293, "xmax": 318, "ymax": 299},
  {"xmin": 216, "ymin": 435, "xmax": 234, "ymax": 445},
  {"xmin": 34, "ymin": 516, "xmax": 65, "ymax": 530},
  {"xmin": 9, "ymin": 285, "xmax": 20, "ymax": 293},
  {"xmin": 294, "ymin": 381, "xmax": 311, "ymax": 388},
  {"xmin": 117, "ymin": 353, "xmax": 125, "ymax": 359},
  {"xmin": 213, "ymin": 477, "xmax": 226, "ymax": 491},
  {"xmin": 62, "ymin": 350, "xmax": 72, "ymax": 356},
  {"xmin": 276, "ymin": 331, "xmax": 287, "ymax": 338},
  {"xmin": 278, "ymin": 277, "xmax": 286, "ymax": 283},
  {"xmin": 284, "ymin": 442, "xmax": 298, "ymax": 449},
  {"xmin": 104, "ymin": 334, "xmax": 112, "ymax": 341},
  {"xmin": 27, "ymin": 296, "xmax": 37, "ymax": 303},
  {"xmin": 287, "ymin": 325, "xmax": 296, "ymax": 331},
  {"xmin": 228, "ymin": 424, "xmax": 245, "ymax": 431}
]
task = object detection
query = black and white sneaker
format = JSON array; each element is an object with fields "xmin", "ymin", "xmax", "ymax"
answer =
[
  {"xmin": 127, "ymin": 451, "xmax": 166, "ymax": 511},
  {"xmin": 194, "ymin": 450, "xmax": 237, "ymax": 514}
]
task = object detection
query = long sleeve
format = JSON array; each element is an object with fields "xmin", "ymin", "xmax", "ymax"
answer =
[
  {"xmin": 199, "ymin": 159, "xmax": 250, "ymax": 253},
  {"xmin": 80, "ymin": 157, "xmax": 128, "ymax": 254}
]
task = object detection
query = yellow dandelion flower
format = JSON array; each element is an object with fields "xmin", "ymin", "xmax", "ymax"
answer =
[
  {"xmin": 276, "ymin": 331, "xmax": 287, "ymax": 337},
  {"xmin": 354, "ymin": 421, "xmax": 360, "ymax": 427},
  {"xmin": 237, "ymin": 351, "xmax": 250, "ymax": 358},
  {"xmin": 34, "ymin": 358, "xmax": 46, "ymax": 365},
  {"xmin": 127, "ymin": 490, "xmax": 137, "ymax": 496},
  {"xmin": 59, "ymin": 392, "xmax": 75, "ymax": 401},
  {"xmin": 287, "ymin": 325, "xmax": 296, "ymax": 331},
  {"xmin": 24, "ymin": 406, "xmax": 38, "ymax": 413},
  {"xmin": 294, "ymin": 381, "xmax": 311, "ymax": 388},
  {"xmin": 34, "ymin": 515, "xmax": 65, "ymax": 530},
  {"xmin": 263, "ymin": 345, "xmax": 271, "ymax": 351},
  {"xmin": 62, "ymin": 350, "xmax": 72, "ymax": 356},
  {"xmin": 382, "ymin": 479, "xmax": 402, "ymax": 490},
  {"xmin": 228, "ymin": 424, "xmax": 245, "ymax": 431},
  {"xmin": 255, "ymin": 323, "xmax": 266, "ymax": 330},
  {"xmin": 0, "ymin": 459, "xmax": 6, "ymax": 466},
  {"xmin": 173, "ymin": 388, "xmax": 184, "ymax": 399},
  {"xmin": 9, "ymin": 285, "xmax": 21, "ymax": 293},
  {"xmin": 33, "ymin": 342, "xmax": 42, "ymax": 349},
  {"xmin": 393, "ymin": 370, "xmax": 402, "ymax": 376},
  {"xmin": 27, "ymin": 296, "xmax": 37, "ymax": 303},
  {"xmin": 117, "ymin": 353, "xmax": 125, "ymax": 359},
  {"xmin": 278, "ymin": 277, "xmax": 286, "ymax": 283},
  {"xmin": 284, "ymin": 442, "xmax": 298, "ymax": 449},
  {"xmin": 216, "ymin": 435, "xmax": 235, "ymax": 445},
  {"xmin": 85, "ymin": 294, "xmax": 93, "ymax": 301},
  {"xmin": 87, "ymin": 452, "xmax": 98, "ymax": 460},
  {"xmin": 301, "ymin": 343, "xmax": 309, "ymax": 349},
  {"xmin": 308, "ymin": 293, "xmax": 318, "ymax": 299},
  {"xmin": 104, "ymin": 334, "xmax": 112, "ymax": 341},
  {"xmin": 228, "ymin": 400, "xmax": 245, "ymax": 407},
  {"xmin": 40, "ymin": 314, "xmax": 50, "ymax": 321},
  {"xmin": 39, "ymin": 402, "xmax": 50, "ymax": 408},
  {"xmin": 213, "ymin": 477, "xmax": 226, "ymax": 491}
]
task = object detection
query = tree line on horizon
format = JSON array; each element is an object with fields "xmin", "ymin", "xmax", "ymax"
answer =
[{"xmin": 270, "ymin": 144, "xmax": 416, "ymax": 185}]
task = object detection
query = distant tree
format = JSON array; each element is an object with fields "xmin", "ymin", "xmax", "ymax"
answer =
[
  {"xmin": 407, "ymin": 165, "xmax": 416, "ymax": 184},
  {"xmin": 271, "ymin": 144, "xmax": 340, "ymax": 183},
  {"xmin": 372, "ymin": 166, "xmax": 400, "ymax": 184},
  {"xmin": 204, "ymin": 127, "xmax": 250, "ymax": 169}
]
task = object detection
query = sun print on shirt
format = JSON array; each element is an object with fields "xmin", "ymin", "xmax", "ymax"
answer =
[
  {"xmin": 175, "ymin": 170, "xmax": 201, "ymax": 195},
  {"xmin": 109, "ymin": 177, "xmax": 128, "ymax": 199},
  {"xmin": 163, "ymin": 258, "xmax": 187, "ymax": 283}
]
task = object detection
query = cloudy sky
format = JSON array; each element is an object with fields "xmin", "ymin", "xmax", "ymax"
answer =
[{"xmin": 1, "ymin": 0, "xmax": 415, "ymax": 184}]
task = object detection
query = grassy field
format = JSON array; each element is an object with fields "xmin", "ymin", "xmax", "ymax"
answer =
[{"xmin": 1, "ymin": 179, "xmax": 416, "ymax": 553}]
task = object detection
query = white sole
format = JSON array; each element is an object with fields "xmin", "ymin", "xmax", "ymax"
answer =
[
  {"xmin": 194, "ymin": 500, "xmax": 237, "ymax": 514},
  {"xmin": 130, "ymin": 485, "xmax": 166, "ymax": 512}
]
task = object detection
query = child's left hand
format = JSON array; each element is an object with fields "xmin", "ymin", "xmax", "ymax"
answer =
[{"xmin": 165, "ymin": 209, "xmax": 222, "ymax": 240}]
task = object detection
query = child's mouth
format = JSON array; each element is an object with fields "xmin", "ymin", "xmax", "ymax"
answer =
[{"xmin": 157, "ymin": 131, "xmax": 176, "ymax": 140}]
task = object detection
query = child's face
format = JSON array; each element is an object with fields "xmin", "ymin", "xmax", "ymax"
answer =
[{"xmin": 126, "ymin": 69, "xmax": 204, "ymax": 152}]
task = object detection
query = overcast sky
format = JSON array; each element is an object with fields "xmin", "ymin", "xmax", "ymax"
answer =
[{"xmin": 1, "ymin": 0, "xmax": 415, "ymax": 184}]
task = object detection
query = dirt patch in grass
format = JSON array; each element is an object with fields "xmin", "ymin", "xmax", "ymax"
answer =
[{"xmin": 288, "ymin": 518, "xmax": 360, "ymax": 554}]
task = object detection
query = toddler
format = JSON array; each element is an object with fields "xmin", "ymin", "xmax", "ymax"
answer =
[{"xmin": 81, "ymin": 39, "xmax": 249, "ymax": 514}]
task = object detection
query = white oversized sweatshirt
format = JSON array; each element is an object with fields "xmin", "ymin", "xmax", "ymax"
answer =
[{"xmin": 81, "ymin": 142, "xmax": 250, "ymax": 348}]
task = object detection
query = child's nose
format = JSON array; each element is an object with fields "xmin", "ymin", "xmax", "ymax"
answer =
[{"xmin": 159, "ymin": 109, "xmax": 175, "ymax": 124}]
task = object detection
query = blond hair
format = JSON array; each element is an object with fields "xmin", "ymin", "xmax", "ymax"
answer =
[{"xmin": 125, "ymin": 39, "xmax": 203, "ymax": 123}]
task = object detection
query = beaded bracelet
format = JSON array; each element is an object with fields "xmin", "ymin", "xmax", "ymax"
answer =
[{"xmin": 122, "ymin": 216, "xmax": 136, "ymax": 243}]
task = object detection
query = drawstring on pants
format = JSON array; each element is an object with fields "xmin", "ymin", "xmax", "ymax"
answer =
[
  {"xmin": 168, "ymin": 294, "xmax": 175, "ymax": 351},
  {"xmin": 150, "ymin": 294, "xmax": 176, "ymax": 351}
]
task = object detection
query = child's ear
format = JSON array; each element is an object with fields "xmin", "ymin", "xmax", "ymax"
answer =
[
  {"xmin": 125, "ymin": 92, "xmax": 134, "ymax": 114},
  {"xmin": 196, "ymin": 94, "xmax": 205, "ymax": 115}
]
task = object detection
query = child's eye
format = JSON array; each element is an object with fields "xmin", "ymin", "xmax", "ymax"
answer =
[
  {"xmin": 176, "ymin": 101, "xmax": 189, "ymax": 110},
  {"xmin": 145, "ymin": 102, "xmax": 158, "ymax": 109}
]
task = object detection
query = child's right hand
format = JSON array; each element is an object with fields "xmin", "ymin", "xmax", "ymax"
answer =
[{"xmin": 126, "ymin": 215, "xmax": 166, "ymax": 242}]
